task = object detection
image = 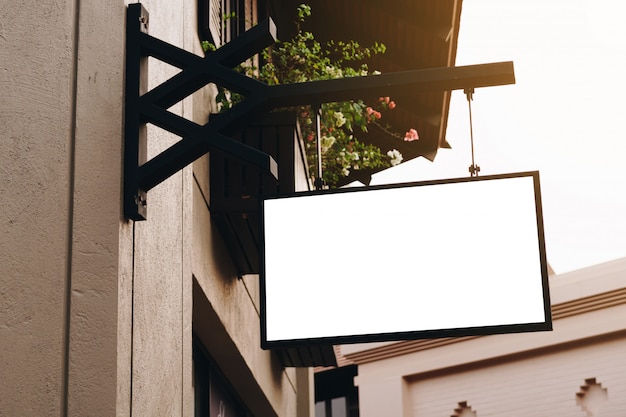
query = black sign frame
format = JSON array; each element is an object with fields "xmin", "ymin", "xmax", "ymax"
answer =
[{"xmin": 260, "ymin": 171, "xmax": 552, "ymax": 349}]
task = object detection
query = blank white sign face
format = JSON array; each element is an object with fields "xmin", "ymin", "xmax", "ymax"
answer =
[{"xmin": 261, "ymin": 172, "xmax": 551, "ymax": 347}]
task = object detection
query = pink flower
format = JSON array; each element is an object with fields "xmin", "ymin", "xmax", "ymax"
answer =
[
  {"xmin": 366, "ymin": 107, "xmax": 381, "ymax": 121},
  {"xmin": 388, "ymin": 101, "xmax": 396, "ymax": 110},
  {"xmin": 404, "ymin": 128, "xmax": 419, "ymax": 142}
]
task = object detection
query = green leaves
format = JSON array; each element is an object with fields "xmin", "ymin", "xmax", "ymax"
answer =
[
  {"xmin": 297, "ymin": 4, "xmax": 312, "ymax": 20},
  {"xmin": 203, "ymin": 3, "xmax": 404, "ymax": 187},
  {"xmin": 256, "ymin": 5, "xmax": 397, "ymax": 185},
  {"xmin": 201, "ymin": 41, "xmax": 216, "ymax": 52}
]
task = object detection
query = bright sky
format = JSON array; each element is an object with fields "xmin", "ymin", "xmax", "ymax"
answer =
[{"xmin": 372, "ymin": 0, "xmax": 626, "ymax": 274}]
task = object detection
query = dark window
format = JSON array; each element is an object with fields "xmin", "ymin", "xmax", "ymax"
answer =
[
  {"xmin": 193, "ymin": 337, "xmax": 253, "ymax": 417},
  {"xmin": 198, "ymin": 0, "xmax": 248, "ymax": 45},
  {"xmin": 315, "ymin": 396, "xmax": 349, "ymax": 417},
  {"xmin": 315, "ymin": 365, "xmax": 359, "ymax": 417}
]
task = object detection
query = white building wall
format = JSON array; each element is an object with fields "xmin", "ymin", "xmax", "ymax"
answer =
[
  {"xmin": 408, "ymin": 335, "xmax": 626, "ymax": 416},
  {"xmin": 344, "ymin": 258, "xmax": 626, "ymax": 417}
]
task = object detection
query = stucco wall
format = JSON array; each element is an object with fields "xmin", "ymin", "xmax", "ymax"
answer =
[
  {"xmin": 406, "ymin": 335, "xmax": 626, "ymax": 416},
  {"xmin": 0, "ymin": 0, "xmax": 132, "ymax": 414},
  {"xmin": 0, "ymin": 0, "xmax": 76, "ymax": 414},
  {"xmin": 125, "ymin": 0, "xmax": 192, "ymax": 415},
  {"xmin": 192, "ymin": 152, "xmax": 312, "ymax": 417},
  {"xmin": 67, "ymin": 1, "xmax": 127, "ymax": 415},
  {"xmin": 1, "ymin": 0, "xmax": 310, "ymax": 415}
]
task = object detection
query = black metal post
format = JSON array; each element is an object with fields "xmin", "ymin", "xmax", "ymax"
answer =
[{"xmin": 124, "ymin": 4, "xmax": 149, "ymax": 220}]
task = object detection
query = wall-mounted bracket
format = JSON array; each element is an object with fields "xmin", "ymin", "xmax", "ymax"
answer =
[
  {"xmin": 124, "ymin": 3, "xmax": 279, "ymax": 220},
  {"xmin": 124, "ymin": 3, "xmax": 516, "ymax": 220}
]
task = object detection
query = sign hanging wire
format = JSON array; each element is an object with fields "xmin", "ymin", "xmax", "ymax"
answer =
[
  {"xmin": 465, "ymin": 87, "xmax": 480, "ymax": 177},
  {"xmin": 314, "ymin": 104, "xmax": 324, "ymax": 190}
]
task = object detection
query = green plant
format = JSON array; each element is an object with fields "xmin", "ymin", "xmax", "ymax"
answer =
[{"xmin": 204, "ymin": 4, "xmax": 418, "ymax": 187}]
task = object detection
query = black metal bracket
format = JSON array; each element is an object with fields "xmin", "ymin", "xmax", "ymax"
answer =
[
  {"xmin": 124, "ymin": 3, "xmax": 279, "ymax": 220},
  {"xmin": 124, "ymin": 3, "xmax": 516, "ymax": 220}
]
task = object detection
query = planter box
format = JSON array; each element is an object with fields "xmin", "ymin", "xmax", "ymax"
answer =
[{"xmin": 210, "ymin": 112, "xmax": 311, "ymax": 275}]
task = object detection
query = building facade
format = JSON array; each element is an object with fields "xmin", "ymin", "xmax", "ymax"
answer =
[
  {"xmin": 0, "ymin": 1, "xmax": 315, "ymax": 415},
  {"xmin": 1, "ymin": 1, "xmax": 463, "ymax": 415},
  {"xmin": 338, "ymin": 257, "xmax": 626, "ymax": 417}
]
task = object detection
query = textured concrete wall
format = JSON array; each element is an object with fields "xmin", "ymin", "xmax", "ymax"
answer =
[
  {"xmin": 0, "ymin": 0, "xmax": 190, "ymax": 414},
  {"xmin": 126, "ymin": 0, "xmax": 195, "ymax": 415},
  {"xmin": 192, "ymin": 158, "xmax": 310, "ymax": 417},
  {"xmin": 0, "ymin": 0, "xmax": 75, "ymax": 414},
  {"xmin": 190, "ymin": 106, "xmax": 313, "ymax": 416},
  {"xmin": 189, "ymin": 3, "xmax": 313, "ymax": 415},
  {"xmin": 66, "ymin": 1, "xmax": 127, "ymax": 415},
  {"xmin": 1, "ymin": 0, "xmax": 310, "ymax": 415}
]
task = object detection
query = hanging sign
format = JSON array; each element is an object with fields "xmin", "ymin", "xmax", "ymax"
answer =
[{"xmin": 260, "ymin": 171, "xmax": 552, "ymax": 348}]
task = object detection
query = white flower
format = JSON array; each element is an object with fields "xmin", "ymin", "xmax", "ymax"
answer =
[
  {"xmin": 372, "ymin": 70, "xmax": 381, "ymax": 75},
  {"xmin": 320, "ymin": 135, "xmax": 336, "ymax": 152},
  {"xmin": 333, "ymin": 112, "xmax": 346, "ymax": 128},
  {"xmin": 326, "ymin": 66, "xmax": 343, "ymax": 79},
  {"xmin": 387, "ymin": 149, "xmax": 403, "ymax": 166}
]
